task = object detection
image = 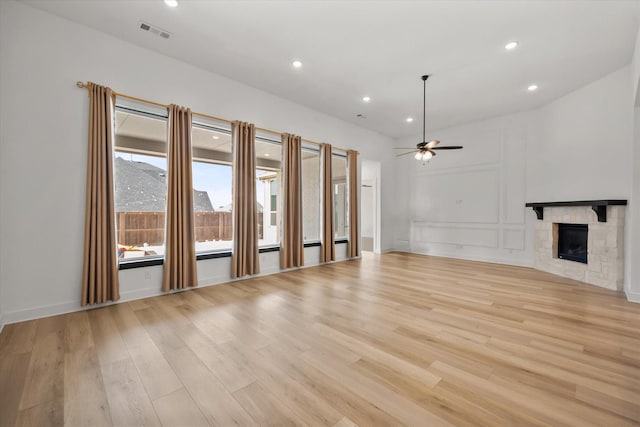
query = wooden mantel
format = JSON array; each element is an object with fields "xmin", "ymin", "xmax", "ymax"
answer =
[{"xmin": 525, "ymin": 200, "xmax": 627, "ymax": 222}]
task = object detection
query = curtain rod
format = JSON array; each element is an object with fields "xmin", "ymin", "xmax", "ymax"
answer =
[{"xmin": 75, "ymin": 81, "xmax": 350, "ymax": 151}]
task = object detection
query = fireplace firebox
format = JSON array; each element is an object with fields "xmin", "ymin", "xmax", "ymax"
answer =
[{"xmin": 557, "ymin": 223, "xmax": 588, "ymax": 264}]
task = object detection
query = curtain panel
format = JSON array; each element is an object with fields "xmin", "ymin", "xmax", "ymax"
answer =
[
  {"xmin": 320, "ymin": 143, "xmax": 335, "ymax": 262},
  {"xmin": 81, "ymin": 83, "xmax": 120, "ymax": 306},
  {"xmin": 347, "ymin": 150, "xmax": 359, "ymax": 258},
  {"xmin": 162, "ymin": 104, "xmax": 198, "ymax": 291},
  {"xmin": 231, "ymin": 121, "xmax": 260, "ymax": 277},
  {"xmin": 281, "ymin": 133, "xmax": 304, "ymax": 268}
]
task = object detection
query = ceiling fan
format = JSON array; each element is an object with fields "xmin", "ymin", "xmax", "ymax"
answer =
[{"xmin": 396, "ymin": 75, "xmax": 463, "ymax": 161}]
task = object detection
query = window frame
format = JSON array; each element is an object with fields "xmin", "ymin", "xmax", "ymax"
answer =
[
  {"xmin": 301, "ymin": 144, "xmax": 321, "ymax": 244},
  {"xmin": 331, "ymin": 150, "xmax": 349, "ymax": 240},
  {"xmin": 113, "ymin": 105, "xmax": 349, "ymax": 271},
  {"xmin": 113, "ymin": 105, "xmax": 170, "ymax": 264},
  {"xmin": 190, "ymin": 121, "xmax": 234, "ymax": 256},
  {"xmin": 255, "ymin": 135, "xmax": 282, "ymax": 249}
]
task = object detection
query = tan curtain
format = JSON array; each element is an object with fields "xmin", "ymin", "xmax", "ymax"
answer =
[
  {"xmin": 231, "ymin": 121, "xmax": 260, "ymax": 277},
  {"xmin": 162, "ymin": 105, "xmax": 198, "ymax": 291},
  {"xmin": 281, "ymin": 134, "xmax": 304, "ymax": 268},
  {"xmin": 347, "ymin": 150, "xmax": 359, "ymax": 258},
  {"xmin": 320, "ymin": 143, "xmax": 335, "ymax": 262},
  {"xmin": 81, "ymin": 83, "xmax": 120, "ymax": 306}
]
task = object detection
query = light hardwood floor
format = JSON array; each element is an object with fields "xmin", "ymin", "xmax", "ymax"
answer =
[{"xmin": 1, "ymin": 252, "xmax": 639, "ymax": 426}]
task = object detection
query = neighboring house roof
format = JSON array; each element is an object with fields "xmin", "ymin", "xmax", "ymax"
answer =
[{"xmin": 114, "ymin": 157, "xmax": 214, "ymax": 212}]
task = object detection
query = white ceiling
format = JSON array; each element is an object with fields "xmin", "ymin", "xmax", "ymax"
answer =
[{"xmin": 22, "ymin": 0, "xmax": 640, "ymax": 138}]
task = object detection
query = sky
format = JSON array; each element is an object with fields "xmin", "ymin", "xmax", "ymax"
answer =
[{"xmin": 116, "ymin": 152, "xmax": 269, "ymax": 209}]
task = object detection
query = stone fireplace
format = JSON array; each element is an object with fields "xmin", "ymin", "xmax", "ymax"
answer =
[{"xmin": 527, "ymin": 200, "xmax": 627, "ymax": 291}]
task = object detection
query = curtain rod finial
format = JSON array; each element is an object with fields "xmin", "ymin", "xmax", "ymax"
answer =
[{"xmin": 76, "ymin": 81, "xmax": 87, "ymax": 88}]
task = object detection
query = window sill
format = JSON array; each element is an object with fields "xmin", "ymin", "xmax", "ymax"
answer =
[
  {"xmin": 119, "ymin": 256, "xmax": 164, "ymax": 270},
  {"xmin": 197, "ymin": 250, "xmax": 232, "ymax": 260},
  {"xmin": 259, "ymin": 245, "xmax": 280, "ymax": 253},
  {"xmin": 119, "ymin": 240, "xmax": 348, "ymax": 270}
]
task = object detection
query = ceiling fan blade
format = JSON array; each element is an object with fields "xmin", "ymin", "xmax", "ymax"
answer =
[
  {"xmin": 425, "ymin": 140, "xmax": 440, "ymax": 149},
  {"xmin": 396, "ymin": 151, "xmax": 418, "ymax": 157},
  {"xmin": 393, "ymin": 147, "xmax": 420, "ymax": 150},
  {"xmin": 431, "ymin": 146, "xmax": 463, "ymax": 150}
]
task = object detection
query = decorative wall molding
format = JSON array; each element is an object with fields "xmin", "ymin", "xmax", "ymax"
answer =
[
  {"xmin": 502, "ymin": 126, "xmax": 526, "ymax": 225},
  {"xmin": 412, "ymin": 167, "xmax": 500, "ymax": 225},
  {"xmin": 412, "ymin": 222, "xmax": 499, "ymax": 249},
  {"xmin": 503, "ymin": 228, "xmax": 526, "ymax": 250},
  {"xmin": 415, "ymin": 161, "xmax": 500, "ymax": 177},
  {"xmin": 406, "ymin": 246, "xmax": 534, "ymax": 268}
]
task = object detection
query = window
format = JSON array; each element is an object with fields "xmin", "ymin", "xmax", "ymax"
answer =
[
  {"xmin": 269, "ymin": 179, "xmax": 278, "ymax": 226},
  {"xmin": 114, "ymin": 109, "xmax": 168, "ymax": 260},
  {"xmin": 332, "ymin": 153, "xmax": 348, "ymax": 239},
  {"xmin": 301, "ymin": 146, "xmax": 320, "ymax": 241},
  {"xmin": 255, "ymin": 137, "xmax": 281, "ymax": 247},
  {"xmin": 191, "ymin": 123, "xmax": 233, "ymax": 253}
]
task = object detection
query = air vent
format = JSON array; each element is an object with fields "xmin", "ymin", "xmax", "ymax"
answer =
[{"xmin": 139, "ymin": 21, "xmax": 171, "ymax": 40}]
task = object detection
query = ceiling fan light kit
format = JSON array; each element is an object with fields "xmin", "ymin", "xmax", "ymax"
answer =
[{"xmin": 395, "ymin": 75, "xmax": 463, "ymax": 162}]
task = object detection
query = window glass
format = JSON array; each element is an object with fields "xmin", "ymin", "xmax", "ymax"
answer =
[
  {"xmin": 114, "ymin": 109, "xmax": 168, "ymax": 260},
  {"xmin": 191, "ymin": 125, "xmax": 233, "ymax": 253},
  {"xmin": 332, "ymin": 153, "xmax": 348, "ymax": 239},
  {"xmin": 255, "ymin": 138, "xmax": 281, "ymax": 247},
  {"xmin": 301, "ymin": 147, "xmax": 320, "ymax": 241}
]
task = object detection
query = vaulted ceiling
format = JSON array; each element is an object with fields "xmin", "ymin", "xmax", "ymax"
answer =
[{"xmin": 22, "ymin": 0, "xmax": 640, "ymax": 138}]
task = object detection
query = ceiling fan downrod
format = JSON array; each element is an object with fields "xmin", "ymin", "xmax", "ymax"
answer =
[{"xmin": 422, "ymin": 74, "xmax": 429, "ymax": 144}]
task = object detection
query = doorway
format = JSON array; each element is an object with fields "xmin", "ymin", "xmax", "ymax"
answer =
[{"xmin": 361, "ymin": 160, "xmax": 381, "ymax": 253}]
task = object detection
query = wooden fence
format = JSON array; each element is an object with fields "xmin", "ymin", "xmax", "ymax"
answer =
[{"xmin": 116, "ymin": 211, "xmax": 263, "ymax": 247}]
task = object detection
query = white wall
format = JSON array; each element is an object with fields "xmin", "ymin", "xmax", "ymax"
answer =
[
  {"xmin": 0, "ymin": 0, "xmax": 395, "ymax": 324},
  {"xmin": 531, "ymin": 66, "xmax": 635, "ymax": 300},
  {"xmin": 394, "ymin": 111, "xmax": 536, "ymax": 266},
  {"xmin": 361, "ymin": 159, "xmax": 381, "ymax": 253},
  {"xmin": 625, "ymin": 106, "xmax": 640, "ymax": 301},
  {"xmin": 527, "ymin": 67, "xmax": 632, "ymax": 202},
  {"xmin": 361, "ymin": 186, "xmax": 374, "ymax": 238},
  {"xmin": 0, "ymin": 283, "xmax": 4, "ymax": 333},
  {"xmin": 627, "ymin": 24, "xmax": 640, "ymax": 302},
  {"xmin": 632, "ymin": 26, "xmax": 640, "ymax": 105},
  {"xmin": 395, "ymin": 65, "xmax": 634, "ymax": 272}
]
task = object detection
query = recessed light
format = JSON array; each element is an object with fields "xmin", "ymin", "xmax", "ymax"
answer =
[
  {"xmin": 264, "ymin": 153, "xmax": 270, "ymax": 157},
  {"xmin": 212, "ymin": 135, "xmax": 220, "ymax": 140},
  {"xmin": 505, "ymin": 41, "xmax": 519, "ymax": 51},
  {"xmin": 164, "ymin": 0, "xmax": 178, "ymax": 7},
  {"xmin": 406, "ymin": 117, "xmax": 414, "ymax": 123},
  {"xmin": 362, "ymin": 96, "xmax": 371, "ymax": 103},
  {"xmin": 528, "ymin": 84, "xmax": 538, "ymax": 92},
  {"xmin": 292, "ymin": 60, "xmax": 302, "ymax": 69}
]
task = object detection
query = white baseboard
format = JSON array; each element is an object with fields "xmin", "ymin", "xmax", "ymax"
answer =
[
  {"xmin": 0, "ymin": 312, "xmax": 4, "ymax": 334},
  {"xmin": 2, "ymin": 286, "xmax": 165, "ymax": 325},
  {"xmin": 1, "ymin": 256, "xmax": 357, "ymax": 326},
  {"xmin": 625, "ymin": 288, "xmax": 640, "ymax": 303},
  {"xmin": 4, "ymin": 299, "xmax": 83, "ymax": 325},
  {"xmin": 398, "ymin": 248, "xmax": 534, "ymax": 268}
]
